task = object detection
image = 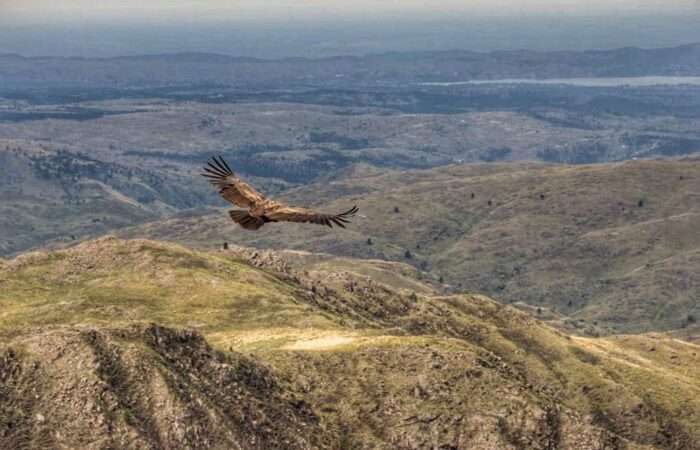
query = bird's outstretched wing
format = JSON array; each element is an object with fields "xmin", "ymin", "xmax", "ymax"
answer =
[
  {"xmin": 265, "ymin": 205, "xmax": 358, "ymax": 228},
  {"xmin": 201, "ymin": 156, "xmax": 266, "ymax": 208}
]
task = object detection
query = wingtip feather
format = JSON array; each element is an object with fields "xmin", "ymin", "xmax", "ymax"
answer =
[
  {"xmin": 218, "ymin": 155, "xmax": 233, "ymax": 174},
  {"xmin": 209, "ymin": 159, "xmax": 228, "ymax": 175},
  {"xmin": 205, "ymin": 163, "xmax": 227, "ymax": 178}
]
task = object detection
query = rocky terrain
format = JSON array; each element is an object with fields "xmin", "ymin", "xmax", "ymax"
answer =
[
  {"xmin": 2, "ymin": 237, "xmax": 700, "ymax": 449},
  {"xmin": 0, "ymin": 325, "xmax": 328, "ymax": 450}
]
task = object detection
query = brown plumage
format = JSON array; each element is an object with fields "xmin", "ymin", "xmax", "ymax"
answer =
[{"xmin": 202, "ymin": 156, "xmax": 358, "ymax": 231}]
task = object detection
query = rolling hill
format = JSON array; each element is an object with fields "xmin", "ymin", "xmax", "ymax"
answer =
[
  {"xmin": 119, "ymin": 158, "xmax": 700, "ymax": 335},
  {"xmin": 2, "ymin": 237, "xmax": 700, "ymax": 448},
  {"xmin": 0, "ymin": 139, "xmax": 220, "ymax": 255}
]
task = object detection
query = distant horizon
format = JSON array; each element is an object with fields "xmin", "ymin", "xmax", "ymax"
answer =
[{"xmin": 2, "ymin": 39, "xmax": 700, "ymax": 62}]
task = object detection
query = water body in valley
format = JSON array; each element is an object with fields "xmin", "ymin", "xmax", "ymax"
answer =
[{"xmin": 420, "ymin": 76, "xmax": 700, "ymax": 87}]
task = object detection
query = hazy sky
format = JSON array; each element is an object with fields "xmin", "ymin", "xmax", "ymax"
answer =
[
  {"xmin": 3, "ymin": 0, "xmax": 700, "ymax": 23},
  {"xmin": 1, "ymin": 1, "xmax": 700, "ymax": 57}
]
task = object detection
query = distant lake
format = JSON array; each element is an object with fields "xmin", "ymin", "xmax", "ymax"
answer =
[{"xmin": 420, "ymin": 76, "xmax": 700, "ymax": 87}]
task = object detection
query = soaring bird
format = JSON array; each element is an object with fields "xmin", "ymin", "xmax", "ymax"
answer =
[{"xmin": 202, "ymin": 156, "xmax": 358, "ymax": 230}]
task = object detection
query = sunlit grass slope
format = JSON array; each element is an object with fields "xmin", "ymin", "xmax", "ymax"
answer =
[{"xmin": 0, "ymin": 237, "xmax": 340, "ymax": 347}]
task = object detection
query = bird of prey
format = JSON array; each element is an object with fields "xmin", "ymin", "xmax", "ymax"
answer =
[{"xmin": 202, "ymin": 156, "xmax": 358, "ymax": 230}]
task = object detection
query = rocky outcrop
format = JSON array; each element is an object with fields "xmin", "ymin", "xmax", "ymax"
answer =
[{"xmin": 0, "ymin": 324, "xmax": 331, "ymax": 450}]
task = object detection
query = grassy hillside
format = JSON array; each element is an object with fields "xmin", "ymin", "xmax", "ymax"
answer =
[
  {"xmin": 121, "ymin": 158, "xmax": 700, "ymax": 334},
  {"xmin": 3, "ymin": 237, "xmax": 700, "ymax": 448}
]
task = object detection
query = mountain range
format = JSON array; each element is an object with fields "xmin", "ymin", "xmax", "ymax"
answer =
[{"xmin": 2, "ymin": 43, "xmax": 700, "ymax": 89}]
